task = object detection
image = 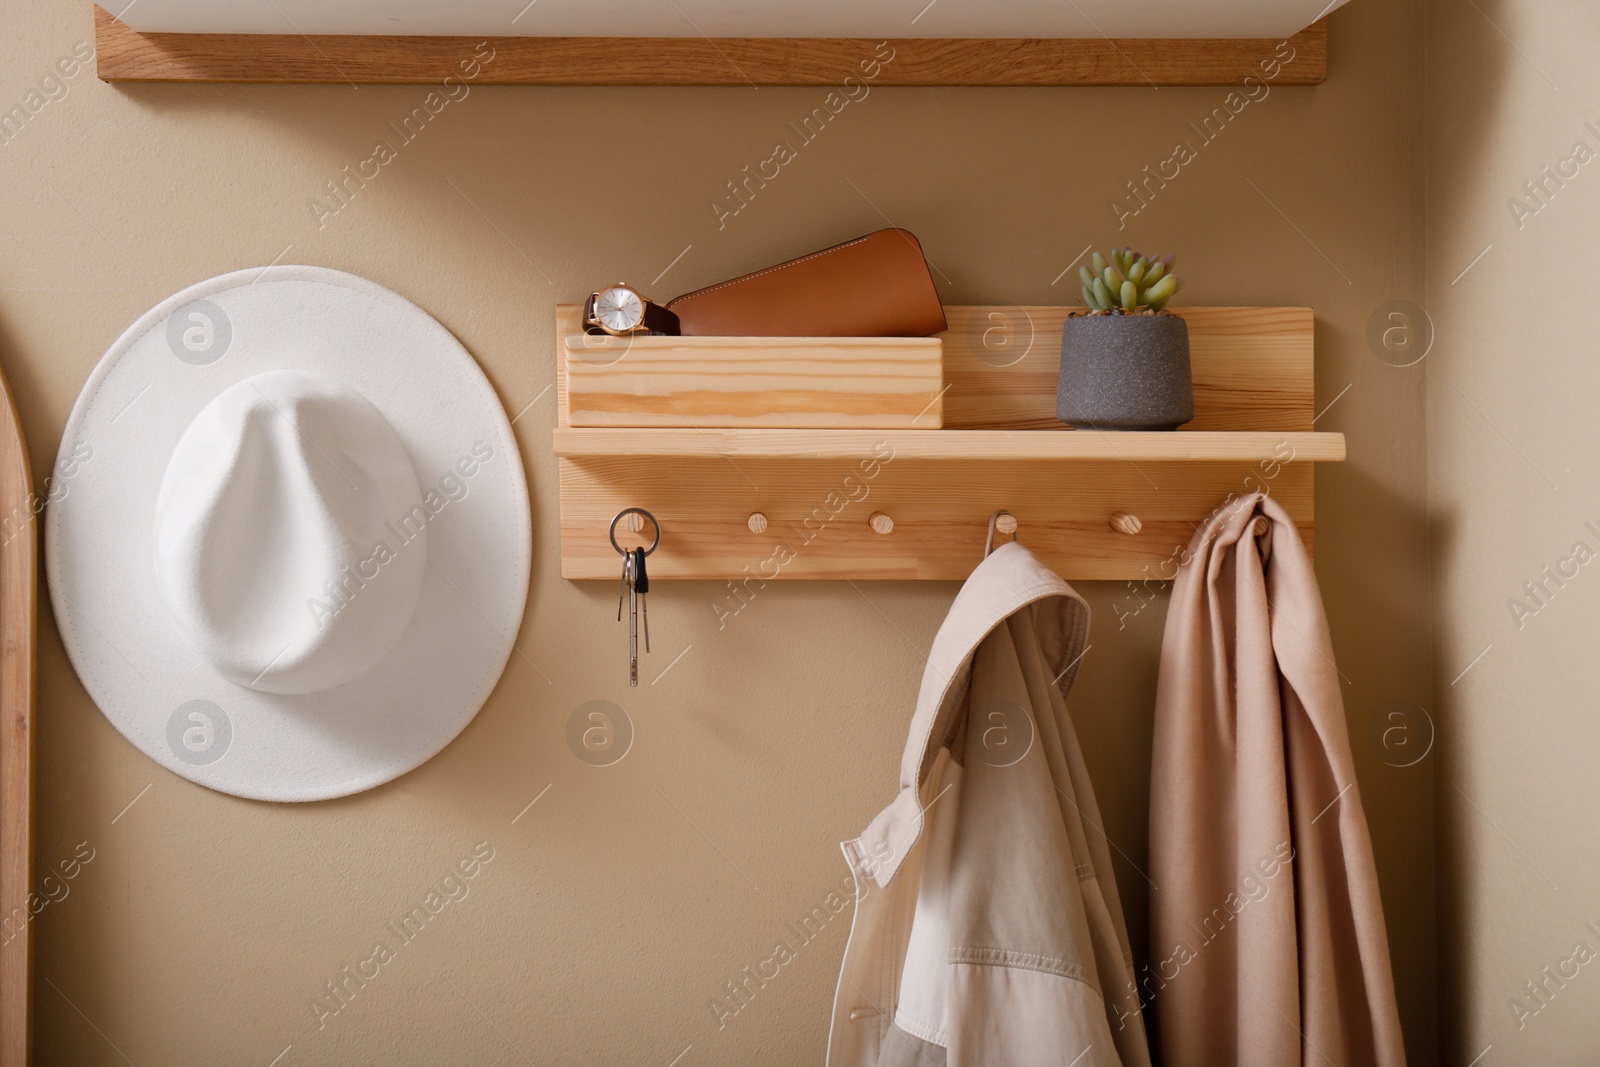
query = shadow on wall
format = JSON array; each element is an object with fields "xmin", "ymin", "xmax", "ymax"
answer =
[
  {"xmin": 1325, "ymin": 455, "xmax": 1441, "ymax": 1067},
  {"xmin": 1422, "ymin": 0, "xmax": 1511, "ymax": 1060}
]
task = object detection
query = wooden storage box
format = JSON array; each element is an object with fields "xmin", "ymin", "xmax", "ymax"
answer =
[{"xmin": 559, "ymin": 306, "xmax": 944, "ymax": 429}]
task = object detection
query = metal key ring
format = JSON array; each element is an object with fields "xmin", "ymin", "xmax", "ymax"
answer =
[{"xmin": 609, "ymin": 508, "xmax": 661, "ymax": 556}]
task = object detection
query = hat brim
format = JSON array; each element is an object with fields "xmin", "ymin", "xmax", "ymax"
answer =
[{"xmin": 46, "ymin": 266, "xmax": 532, "ymax": 801}]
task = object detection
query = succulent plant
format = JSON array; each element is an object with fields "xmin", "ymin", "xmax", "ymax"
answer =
[{"xmin": 1078, "ymin": 248, "xmax": 1183, "ymax": 313}]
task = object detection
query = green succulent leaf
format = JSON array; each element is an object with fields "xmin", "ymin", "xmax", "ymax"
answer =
[
  {"xmin": 1091, "ymin": 252, "xmax": 1109, "ymax": 278},
  {"xmin": 1120, "ymin": 280, "xmax": 1139, "ymax": 310},
  {"xmin": 1092, "ymin": 277, "xmax": 1113, "ymax": 309},
  {"xmin": 1144, "ymin": 275, "xmax": 1179, "ymax": 310}
]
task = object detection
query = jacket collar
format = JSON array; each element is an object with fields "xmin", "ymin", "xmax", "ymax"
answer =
[{"xmin": 844, "ymin": 542, "xmax": 1091, "ymax": 888}]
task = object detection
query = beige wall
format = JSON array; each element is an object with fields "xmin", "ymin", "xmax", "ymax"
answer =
[
  {"xmin": 1427, "ymin": 1, "xmax": 1600, "ymax": 1063},
  {"xmin": 1, "ymin": 3, "xmax": 1435, "ymax": 1064}
]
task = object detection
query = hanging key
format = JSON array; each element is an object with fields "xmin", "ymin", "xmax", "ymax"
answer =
[
  {"xmin": 626, "ymin": 550, "xmax": 639, "ymax": 687},
  {"xmin": 617, "ymin": 547, "xmax": 633, "ymax": 623},
  {"xmin": 618, "ymin": 550, "xmax": 638, "ymax": 686},
  {"xmin": 633, "ymin": 546, "xmax": 650, "ymax": 654}
]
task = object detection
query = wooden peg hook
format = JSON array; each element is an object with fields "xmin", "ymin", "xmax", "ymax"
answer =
[
  {"xmin": 985, "ymin": 510, "xmax": 1018, "ymax": 557},
  {"xmin": 1110, "ymin": 512, "xmax": 1142, "ymax": 536}
]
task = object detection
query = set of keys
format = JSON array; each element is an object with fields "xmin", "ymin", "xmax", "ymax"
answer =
[
  {"xmin": 617, "ymin": 546, "xmax": 650, "ymax": 686},
  {"xmin": 609, "ymin": 508, "xmax": 659, "ymax": 688}
]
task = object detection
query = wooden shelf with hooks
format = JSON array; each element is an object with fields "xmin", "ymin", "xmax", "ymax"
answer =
[
  {"xmin": 553, "ymin": 428, "xmax": 1344, "ymax": 463},
  {"xmin": 550, "ymin": 304, "xmax": 1342, "ymax": 581}
]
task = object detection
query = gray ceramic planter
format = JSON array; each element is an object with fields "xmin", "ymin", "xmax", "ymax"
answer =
[{"xmin": 1056, "ymin": 313, "xmax": 1194, "ymax": 431}]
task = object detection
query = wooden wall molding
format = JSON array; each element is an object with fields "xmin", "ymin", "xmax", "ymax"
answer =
[
  {"xmin": 0, "ymin": 365, "xmax": 34, "ymax": 1067},
  {"xmin": 93, "ymin": 6, "xmax": 1326, "ymax": 86}
]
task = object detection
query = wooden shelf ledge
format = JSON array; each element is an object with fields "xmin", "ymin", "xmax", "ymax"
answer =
[
  {"xmin": 93, "ymin": 6, "xmax": 1326, "ymax": 86},
  {"xmin": 552, "ymin": 428, "xmax": 1346, "ymax": 463}
]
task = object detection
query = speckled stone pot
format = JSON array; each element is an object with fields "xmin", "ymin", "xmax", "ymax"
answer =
[{"xmin": 1056, "ymin": 313, "xmax": 1194, "ymax": 431}]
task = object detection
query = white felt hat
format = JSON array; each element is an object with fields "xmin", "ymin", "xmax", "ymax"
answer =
[{"xmin": 46, "ymin": 266, "xmax": 531, "ymax": 801}]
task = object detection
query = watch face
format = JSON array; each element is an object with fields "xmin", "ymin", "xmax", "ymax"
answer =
[{"xmin": 594, "ymin": 286, "xmax": 644, "ymax": 333}]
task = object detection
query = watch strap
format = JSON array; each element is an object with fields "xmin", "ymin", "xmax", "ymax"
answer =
[{"xmin": 641, "ymin": 301, "xmax": 681, "ymax": 336}]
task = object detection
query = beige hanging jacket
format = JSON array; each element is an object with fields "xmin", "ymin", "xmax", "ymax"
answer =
[
  {"xmin": 827, "ymin": 542, "xmax": 1152, "ymax": 1067},
  {"xmin": 1149, "ymin": 493, "xmax": 1406, "ymax": 1066}
]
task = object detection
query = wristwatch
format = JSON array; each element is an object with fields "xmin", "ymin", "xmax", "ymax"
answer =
[{"xmin": 583, "ymin": 284, "xmax": 682, "ymax": 337}]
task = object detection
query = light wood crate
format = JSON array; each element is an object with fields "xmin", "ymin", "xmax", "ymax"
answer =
[{"xmin": 561, "ymin": 310, "xmax": 944, "ymax": 429}]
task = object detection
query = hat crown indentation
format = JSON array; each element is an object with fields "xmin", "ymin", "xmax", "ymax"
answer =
[{"xmin": 153, "ymin": 370, "xmax": 428, "ymax": 697}]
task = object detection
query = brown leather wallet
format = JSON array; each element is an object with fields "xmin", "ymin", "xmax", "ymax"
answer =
[{"xmin": 667, "ymin": 228, "xmax": 947, "ymax": 337}]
